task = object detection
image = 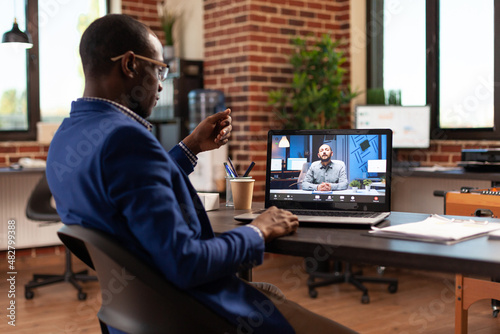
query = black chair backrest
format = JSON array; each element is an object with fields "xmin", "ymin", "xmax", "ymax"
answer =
[
  {"xmin": 26, "ymin": 174, "xmax": 60, "ymax": 222},
  {"xmin": 58, "ymin": 224, "xmax": 237, "ymax": 334}
]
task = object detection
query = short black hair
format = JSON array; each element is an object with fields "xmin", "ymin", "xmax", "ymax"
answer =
[{"xmin": 80, "ymin": 14, "xmax": 153, "ymax": 77}]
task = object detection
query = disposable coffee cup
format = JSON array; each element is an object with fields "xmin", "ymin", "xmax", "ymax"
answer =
[
  {"xmin": 230, "ymin": 178, "xmax": 255, "ymax": 210},
  {"xmin": 225, "ymin": 176, "xmax": 252, "ymax": 207}
]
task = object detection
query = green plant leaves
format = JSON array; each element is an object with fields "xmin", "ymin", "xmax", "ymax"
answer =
[{"xmin": 268, "ymin": 34, "xmax": 359, "ymax": 130}]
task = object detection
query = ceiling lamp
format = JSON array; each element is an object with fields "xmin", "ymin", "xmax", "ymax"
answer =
[
  {"xmin": 2, "ymin": 0, "xmax": 33, "ymax": 49},
  {"xmin": 278, "ymin": 136, "xmax": 290, "ymax": 148}
]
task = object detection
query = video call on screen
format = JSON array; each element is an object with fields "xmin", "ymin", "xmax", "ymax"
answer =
[{"xmin": 269, "ymin": 134, "xmax": 388, "ymax": 205}]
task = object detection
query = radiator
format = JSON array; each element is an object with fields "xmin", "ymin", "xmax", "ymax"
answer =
[{"xmin": 0, "ymin": 171, "xmax": 62, "ymax": 250}]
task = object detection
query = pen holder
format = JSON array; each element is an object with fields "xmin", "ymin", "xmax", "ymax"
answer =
[{"xmin": 225, "ymin": 176, "xmax": 252, "ymax": 207}]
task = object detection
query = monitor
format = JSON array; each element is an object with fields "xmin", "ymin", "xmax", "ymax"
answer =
[
  {"xmin": 270, "ymin": 158, "xmax": 282, "ymax": 171},
  {"xmin": 287, "ymin": 158, "xmax": 308, "ymax": 170},
  {"xmin": 355, "ymin": 105, "xmax": 430, "ymax": 149},
  {"xmin": 367, "ymin": 159, "xmax": 386, "ymax": 173}
]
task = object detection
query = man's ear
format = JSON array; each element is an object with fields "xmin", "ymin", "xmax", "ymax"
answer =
[
  {"xmin": 317, "ymin": 152, "xmax": 321, "ymax": 159},
  {"xmin": 127, "ymin": 62, "xmax": 137, "ymax": 74},
  {"xmin": 120, "ymin": 51, "xmax": 137, "ymax": 78}
]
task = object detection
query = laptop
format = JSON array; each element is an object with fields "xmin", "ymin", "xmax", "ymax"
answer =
[{"xmin": 234, "ymin": 129, "xmax": 393, "ymax": 226}]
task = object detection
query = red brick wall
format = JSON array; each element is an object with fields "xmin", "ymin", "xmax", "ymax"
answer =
[
  {"xmin": 0, "ymin": 142, "xmax": 49, "ymax": 167},
  {"xmin": 203, "ymin": 0, "xmax": 351, "ymax": 199},
  {"xmin": 121, "ymin": 0, "xmax": 164, "ymax": 39}
]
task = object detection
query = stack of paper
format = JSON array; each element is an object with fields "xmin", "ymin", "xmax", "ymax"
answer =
[{"xmin": 370, "ymin": 214, "xmax": 500, "ymax": 244}]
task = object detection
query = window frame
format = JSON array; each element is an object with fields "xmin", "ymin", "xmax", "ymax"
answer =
[
  {"xmin": 367, "ymin": 0, "xmax": 500, "ymax": 140},
  {"xmin": 0, "ymin": 0, "xmax": 109, "ymax": 141}
]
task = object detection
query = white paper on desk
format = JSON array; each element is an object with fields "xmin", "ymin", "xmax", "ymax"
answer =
[
  {"xmin": 488, "ymin": 229, "xmax": 500, "ymax": 240},
  {"xmin": 370, "ymin": 214, "xmax": 500, "ymax": 243}
]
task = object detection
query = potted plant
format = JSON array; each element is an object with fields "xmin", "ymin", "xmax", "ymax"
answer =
[
  {"xmin": 363, "ymin": 179, "xmax": 373, "ymax": 191},
  {"xmin": 157, "ymin": 1, "xmax": 181, "ymax": 60},
  {"xmin": 268, "ymin": 34, "xmax": 359, "ymax": 129},
  {"xmin": 349, "ymin": 180, "xmax": 361, "ymax": 192}
]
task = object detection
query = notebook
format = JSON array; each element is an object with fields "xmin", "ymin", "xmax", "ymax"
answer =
[{"xmin": 234, "ymin": 129, "xmax": 393, "ymax": 226}]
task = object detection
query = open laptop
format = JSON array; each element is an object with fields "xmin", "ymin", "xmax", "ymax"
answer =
[{"xmin": 234, "ymin": 129, "xmax": 393, "ymax": 226}]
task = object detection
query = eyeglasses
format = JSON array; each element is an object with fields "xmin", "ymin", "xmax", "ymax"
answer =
[{"xmin": 110, "ymin": 53, "xmax": 169, "ymax": 81}]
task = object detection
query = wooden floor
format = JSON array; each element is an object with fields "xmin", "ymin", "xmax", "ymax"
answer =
[{"xmin": 1, "ymin": 251, "xmax": 500, "ymax": 333}]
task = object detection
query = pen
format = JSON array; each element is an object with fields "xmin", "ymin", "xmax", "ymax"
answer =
[
  {"xmin": 223, "ymin": 162, "xmax": 235, "ymax": 177},
  {"xmin": 227, "ymin": 157, "xmax": 238, "ymax": 177},
  {"xmin": 243, "ymin": 161, "xmax": 255, "ymax": 177}
]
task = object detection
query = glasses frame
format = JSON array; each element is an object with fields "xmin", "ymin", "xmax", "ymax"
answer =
[{"xmin": 110, "ymin": 53, "xmax": 169, "ymax": 81}]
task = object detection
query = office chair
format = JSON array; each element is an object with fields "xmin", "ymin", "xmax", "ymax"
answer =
[
  {"xmin": 289, "ymin": 162, "xmax": 310, "ymax": 189},
  {"xmin": 306, "ymin": 259, "xmax": 398, "ymax": 304},
  {"xmin": 57, "ymin": 224, "xmax": 238, "ymax": 334},
  {"xmin": 24, "ymin": 174, "xmax": 97, "ymax": 300}
]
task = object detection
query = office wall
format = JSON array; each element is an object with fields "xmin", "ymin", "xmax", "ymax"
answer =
[
  {"xmin": 121, "ymin": 0, "xmax": 204, "ymax": 60},
  {"xmin": 203, "ymin": 0, "xmax": 352, "ymax": 198}
]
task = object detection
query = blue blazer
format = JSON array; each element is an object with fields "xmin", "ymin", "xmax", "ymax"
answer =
[{"xmin": 46, "ymin": 99, "xmax": 293, "ymax": 333}]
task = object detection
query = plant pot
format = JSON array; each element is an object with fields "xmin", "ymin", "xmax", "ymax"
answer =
[
  {"xmin": 163, "ymin": 45, "xmax": 175, "ymax": 61},
  {"xmin": 365, "ymin": 185, "xmax": 371, "ymax": 191},
  {"xmin": 351, "ymin": 187, "xmax": 358, "ymax": 193}
]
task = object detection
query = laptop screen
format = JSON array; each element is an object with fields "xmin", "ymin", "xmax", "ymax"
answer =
[{"xmin": 265, "ymin": 129, "xmax": 392, "ymax": 213}]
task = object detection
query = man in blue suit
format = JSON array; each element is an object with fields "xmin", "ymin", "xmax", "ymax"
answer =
[{"xmin": 46, "ymin": 14, "xmax": 356, "ymax": 334}]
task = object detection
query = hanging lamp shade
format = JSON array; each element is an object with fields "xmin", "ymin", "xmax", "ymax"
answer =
[
  {"xmin": 278, "ymin": 136, "xmax": 290, "ymax": 148},
  {"xmin": 2, "ymin": 18, "xmax": 33, "ymax": 49}
]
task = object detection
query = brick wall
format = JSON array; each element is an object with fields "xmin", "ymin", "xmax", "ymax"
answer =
[
  {"xmin": 121, "ymin": 0, "xmax": 164, "ymax": 39},
  {"xmin": 0, "ymin": 142, "xmax": 50, "ymax": 167},
  {"xmin": 203, "ymin": 0, "xmax": 352, "ymax": 199}
]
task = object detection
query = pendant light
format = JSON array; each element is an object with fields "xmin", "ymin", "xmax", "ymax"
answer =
[
  {"xmin": 278, "ymin": 136, "xmax": 290, "ymax": 148},
  {"xmin": 2, "ymin": 1, "xmax": 33, "ymax": 49}
]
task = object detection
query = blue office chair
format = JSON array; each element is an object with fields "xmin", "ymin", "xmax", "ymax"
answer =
[{"xmin": 58, "ymin": 224, "xmax": 239, "ymax": 334}]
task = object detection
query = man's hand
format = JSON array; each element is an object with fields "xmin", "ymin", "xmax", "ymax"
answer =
[
  {"xmin": 250, "ymin": 206, "xmax": 299, "ymax": 243},
  {"xmin": 183, "ymin": 108, "xmax": 232, "ymax": 155},
  {"xmin": 317, "ymin": 182, "xmax": 331, "ymax": 191}
]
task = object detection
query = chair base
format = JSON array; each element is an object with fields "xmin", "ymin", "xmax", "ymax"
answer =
[
  {"xmin": 306, "ymin": 261, "xmax": 398, "ymax": 304},
  {"xmin": 24, "ymin": 248, "xmax": 97, "ymax": 300}
]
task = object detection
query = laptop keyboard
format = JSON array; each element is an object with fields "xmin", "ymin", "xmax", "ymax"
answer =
[{"xmin": 289, "ymin": 209, "xmax": 381, "ymax": 218}]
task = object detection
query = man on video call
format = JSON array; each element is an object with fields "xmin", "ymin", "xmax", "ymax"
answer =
[
  {"xmin": 302, "ymin": 144, "xmax": 348, "ymax": 191},
  {"xmin": 45, "ymin": 14, "xmax": 357, "ymax": 334}
]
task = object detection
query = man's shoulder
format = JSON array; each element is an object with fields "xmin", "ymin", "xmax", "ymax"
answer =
[
  {"xmin": 331, "ymin": 160, "xmax": 346, "ymax": 166},
  {"xmin": 309, "ymin": 161, "xmax": 322, "ymax": 169}
]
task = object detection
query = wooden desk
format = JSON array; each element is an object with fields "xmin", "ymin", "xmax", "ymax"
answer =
[{"xmin": 207, "ymin": 206, "xmax": 500, "ymax": 333}]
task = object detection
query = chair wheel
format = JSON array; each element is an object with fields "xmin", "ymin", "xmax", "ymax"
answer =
[
  {"xmin": 388, "ymin": 283, "xmax": 398, "ymax": 293},
  {"xmin": 25, "ymin": 289, "xmax": 34, "ymax": 300},
  {"xmin": 309, "ymin": 289, "xmax": 318, "ymax": 298},
  {"xmin": 78, "ymin": 292, "xmax": 87, "ymax": 300},
  {"xmin": 361, "ymin": 294, "xmax": 370, "ymax": 304}
]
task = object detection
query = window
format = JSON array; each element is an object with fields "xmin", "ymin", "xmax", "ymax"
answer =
[
  {"xmin": 0, "ymin": 0, "xmax": 108, "ymax": 140},
  {"xmin": 0, "ymin": 1, "xmax": 29, "ymax": 132},
  {"xmin": 367, "ymin": 0, "xmax": 499, "ymax": 140},
  {"xmin": 382, "ymin": 0, "xmax": 426, "ymax": 106},
  {"xmin": 438, "ymin": 0, "xmax": 494, "ymax": 130}
]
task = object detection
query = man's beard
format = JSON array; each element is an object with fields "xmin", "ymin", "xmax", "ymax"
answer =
[{"xmin": 320, "ymin": 155, "xmax": 331, "ymax": 162}]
